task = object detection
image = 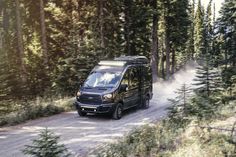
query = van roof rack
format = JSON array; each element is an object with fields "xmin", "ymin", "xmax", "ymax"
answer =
[
  {"xmin": 98, "ymin": 56, "xmax": 149, "ymax": 67},
  {"xmin": 114, "ymin": 56, "xmax": 149, "ymax": 64}
]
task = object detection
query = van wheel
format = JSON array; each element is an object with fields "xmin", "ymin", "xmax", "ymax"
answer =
[
  {"xmin": 143, "ymin": 96, "xmax": 150, "ymax": 109},
  {"xmin": 112, "ymin": 103, "xmax": 123, "ymax": 120},
  {"xmin": 77, "ymin": 109, "xmax": 87, "ymax": 116}
]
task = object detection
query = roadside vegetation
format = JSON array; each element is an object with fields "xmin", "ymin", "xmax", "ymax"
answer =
[
  {"xmin": 0, "ymin": 97, "xmax": 74, "ymax": 126},
  {"xmin": 22, "ymin": 128, "xmax": 71, "ymax": 157},
  {"xmin": 97, "ymin": 76, "xmax": 236, "ymax": 157},
  {"xmin": 0, "ymin": 0, "xmax": 235, "ymax": 155},
  {"xmin": 0, "ymin": 0, "xmax": 235, "ymax": 128}
]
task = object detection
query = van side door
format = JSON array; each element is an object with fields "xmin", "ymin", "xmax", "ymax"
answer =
[
  {"xmin": 120, "ymin": 68, "xmax": 133, "ymax": 109},
  {"xmin": 120, "ymin": 67, "xmax": 140, "ymax": 109},
  {"xmin": 128, "ymin": 67, "xmax": 140, "ymax": 107},
  {"xmin": 141, "ymin": 65, "xmax": 152, "ymax": 100}
]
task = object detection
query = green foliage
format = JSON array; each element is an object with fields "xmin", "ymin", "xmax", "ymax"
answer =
[
  {"xmin": 194, "ymin": 0, "xmax": 205, "ymax": 58},
  {"xmin": 98, "ymin": 101, "xmax": 236, "ymax": 157},
  {"xmin": 216, "ymin": 0, "xmax": 236, "ymax": 67},
  {"xmin": 222, "ymin": 67, "xmax": 236, "ymax": 99},
  {"xmin": 194, "ymin": 61, "xmax": 223, "ymax": 97},
  {"xmin": 192, "ymin": 60, "xmax": 223, "ymax": 121},
  {"xmin": 0, "ymin": 97, "xmax": 73, "ymax": 126},
  {"xmin": 168, "ymin": 84, "xmax": 192, "ymax": 128},
  {"xmin": 97, "ymin": 123, "xmax": 179, "ymax": 157},
  {"xmin": 22, "ymin": 128, "xmax": 71, "ymax": 157}
]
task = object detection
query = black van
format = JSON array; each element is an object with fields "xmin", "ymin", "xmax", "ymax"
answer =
[{"xmin": 74, "ymin": 56, "xmax": 153, "ymax": 119}]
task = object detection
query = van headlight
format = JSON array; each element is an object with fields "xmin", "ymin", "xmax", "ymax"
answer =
[
  {"xmin": 77, "ymin": 91, "xmax": 81, "ymax": 97},
  {"xmin": 103, "ymin": 93, "xmax": 113, "ymax": 100}
]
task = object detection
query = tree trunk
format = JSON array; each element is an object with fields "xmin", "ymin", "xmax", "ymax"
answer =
[
  {"xmin": 98, "ymin": 0, "xmax": 105, "ymax": 49},
  {"xmin": 183, "ymin": 84, "xmax": 186, "ymax": 116},
  {"xmin": 161, "ymin": 41, "xmax": 165, "ymax": 78},
  {"xmin": 191, "ymin": 0, "xmax": 195, "ymax": 59},
  {"xmin": 0, "ymin": 33, "xmax": 2, "ymax": 50},
  {"xmin": 39, "ymin": 0, "xmax": 48, "ymax": 66},
  {"xmin": 2, "ymin": 6, "xmax": 11, "ymax": 70},
  {"xmin": 165, "ymin": 30, "xmax": 170, "ymax": 79},
  {"xmin": 0, "ymin": 10, "xmax": 2, "ymax": 50},
  {"xmin": 16, "ymin": 0, "xmax": 26, "ymax": 82},
  {"xmin": 171, "ymin": 48, "xmax": 175, "ymax": 74},
  {"xmin": 124, "ymin": 0, "xmax": 131, "ymax": 55},
  {"xmin": 164, "ymin": 0, "xmax": 170, "ymax": 80},
  {"xmin": 224, "ymin": 49, "xmax": 228, "ymax": 69},
  {"xmin": 150, "ymin": 0, "xmax": 158, "ymax": 82}
]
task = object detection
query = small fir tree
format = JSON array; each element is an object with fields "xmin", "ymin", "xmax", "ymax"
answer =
[
  {"xmin": 192, "ymin": 59, "xmax": 223, "ymax": 121},
  {"xmin": 194, "ymin": 60, "xmax": 222, "ymax": 97},
  {"xmin": 22, "ymin": 128, "xmax": 70, "ymax": 157},
  {"xmin": 168, "ymin": 83, "xmax": 192, "ymax": 128}
]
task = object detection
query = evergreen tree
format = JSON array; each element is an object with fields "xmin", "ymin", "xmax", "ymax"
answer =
[
  {"xmin": 159, "ymin": 0, "xmax": 190, "ymax": 78},
  {"xmin": 192, "ymin": 59, "xmax": 223, "ymax": 120},
  {"xmin": 168, "ymin": 84, "xmax": 192, "ymax": 127},
  {"xmin": 186, "ymin": 0, "xmax": 195, "ymax": 59},
  {"xmin": 15, "ymin": 0, "xmax": 27, "ymax": 83},
  {"xmin": 205, "ymin": 0, "xmax": 213, "ymax": 56},
  {"xmin": 22, "ymin": 128, "xmax": 71, "ymax": 157},
  {"xmin": 169, "ymin": 0, "xmax": 190, "ymax": 74},
  {"xmin": 0, "ymin": 0, "xmax": 224, "ymax": 102},
  {"xmin": 194, "ymin": 0, "xmax": 205, "ymax": 58},
  {"xmin": 150, "ymin": 0, "xmax": 159, "ymax": 82},
  {"xmin": 216, "ymin": 0, "xmax": 236, "ymax": 67},
  {"xmin": 194, "ymin": 60, "xmax": 222, "ymax": 97}
]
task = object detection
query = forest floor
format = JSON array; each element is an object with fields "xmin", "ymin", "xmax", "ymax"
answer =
[{"xmin": 0, "ymin": 63, "xmax": 197, "ymax": 157}]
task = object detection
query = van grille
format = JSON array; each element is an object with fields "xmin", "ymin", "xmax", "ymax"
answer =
[{"xmin": 79, "ymin": 94, "xmax": 102, "ymax": 105}]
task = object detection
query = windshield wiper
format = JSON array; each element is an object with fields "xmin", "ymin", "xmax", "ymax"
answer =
[
  {"xmin": 97, "ymin": 87, "xmax": 107, "ymax": 90},
  {"xmin": 83, "ymin": 83, "xmax": 93, "ymax": 89},
  {"xmin": 84, "ymin": 87, "xmax": 92, "ymax": 89}
]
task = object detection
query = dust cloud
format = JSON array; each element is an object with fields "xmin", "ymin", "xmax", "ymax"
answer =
[{"xmin": 152, "ymin": 61, "xmax": 197, "ymax": 104}]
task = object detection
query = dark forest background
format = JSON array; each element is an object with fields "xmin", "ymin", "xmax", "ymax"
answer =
[{"xmin": 0, "ymin": 0, "xmax": 235, "ymax": 101}]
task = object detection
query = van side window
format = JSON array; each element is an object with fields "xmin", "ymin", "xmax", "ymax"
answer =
[
  {"xmin": 143, "ymin": 66, "xmax": 151, "ymax": 84},
  {"xmin": 121, "ymin": 69, "xmax": 130, "ymax": 86},
  {"xmin": 130, "ymin": 67, "xmax": 139, "ymax": 88},
  {"xmin": 121, "ymin": 67, "xmax": 139, "ymax": 88}
]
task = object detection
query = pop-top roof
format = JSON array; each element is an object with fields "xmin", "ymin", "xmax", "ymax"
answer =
[
  {"xmin": 98, "ymin": 60, "xmax": 127, "ymax": 67},
  {"xmin": 98, "ymin": 56, "xmax": 149, "ymax": 67},
  {"xmin": 115, "ymin": 56, "xmax": 148, "ymax": 64}
]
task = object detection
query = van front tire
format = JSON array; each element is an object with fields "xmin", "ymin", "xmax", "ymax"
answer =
[
  {"xmin": 112, "ymin": 103, "xmax": 122, "ymax": 120},
  {"xmin": 77, "ymin": 109, "xmax": 87, "ymax": 117},
  {"xmin": 143, "ymin": 96, "xmax": 150, "ymax": 109}
]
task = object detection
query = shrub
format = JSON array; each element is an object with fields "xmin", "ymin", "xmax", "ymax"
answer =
[
  {"xmin": 0, "ymin": 97, "xmax": 74, "ymax": 126},
  {"xmin": 22, "ymin": 128, "xmax": 71, "ymax": 157},
  {"xmin": 97, "ymin": 122, "xmax": 180, "ymax": 157}
]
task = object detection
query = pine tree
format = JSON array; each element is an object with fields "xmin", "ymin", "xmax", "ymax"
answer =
[
  {"xmin": 205, "ymin": 0, "xmax": 213, "ymax": 56},
  {"xmin": 192, "ymin": 59, "xmax": 223, "ymax": 120},
  {"xmin": 15, "ymin": 0, "xmax": 27, "ymax": 83},
  {"xmin": 216, "ymin": 0, "xmax": 236, "ymax": 67},
  {"xmin": 194, "ymin": 60, "xmax": 222, "ymax": 97},
  {"xmin": 150, "ymin": 0, "xmax": 159, "ymax": 82},
  {"xmin": 169, "ymin": 0, "xmax": 190, "ymax": 74},
  {"xmin": 39, "ymin": 0, "xmax": 48, "ymax": 66},
  {"xmin": 194, "ymin": 0, "xmax": 205, "ymax": 58},
  {"xmin": 22, "ymin": 128, "xmax": 71, "ymax": 157},
  {"xmin": 168, "ymin": 84, "xmax": 192, "ymax": 127},
  {"xmin": 186, "ymin": 0, "xmax": 195, "ymax": 59}
]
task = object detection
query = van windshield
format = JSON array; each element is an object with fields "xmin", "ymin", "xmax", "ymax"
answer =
[{"xmin": 83, "ymin": 70, "xmax": 122, "ymax": 88}]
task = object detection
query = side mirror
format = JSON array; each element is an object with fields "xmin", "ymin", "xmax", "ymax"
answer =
[{"xmin": 120, "ymin": 84, "xmax": 128, "ymax": 92}]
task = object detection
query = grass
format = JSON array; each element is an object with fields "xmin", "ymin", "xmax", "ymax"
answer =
[
  {"xmin": 97, "ymin": 100, "xmax": 236, "ymax": 157},
  {"xmin": 0, "ymin": 96, "xmax": 75, "ymax": 127}
]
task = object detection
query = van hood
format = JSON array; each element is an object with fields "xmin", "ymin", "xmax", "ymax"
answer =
[{"xmin": 80, "ymin": 87, "xmax": 115, "ymax": 95}]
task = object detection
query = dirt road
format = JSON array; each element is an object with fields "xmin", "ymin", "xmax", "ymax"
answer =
[{"xmin": 0, "ymin": 63, "xmax": 196, "ymax": 157}]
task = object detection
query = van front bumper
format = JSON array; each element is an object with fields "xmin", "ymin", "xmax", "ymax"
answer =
[{"xmin": 74, "ymin": 101, "xmax": 116, "ymax": 114}]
